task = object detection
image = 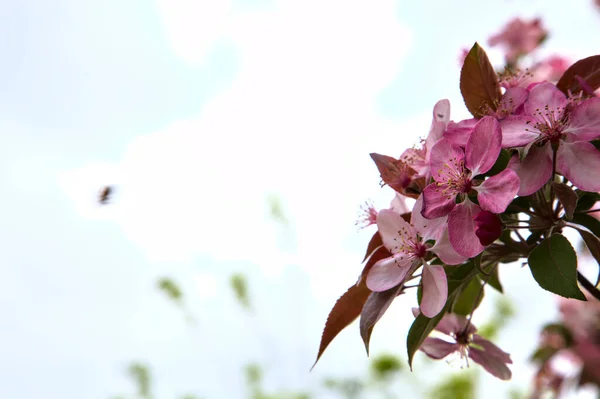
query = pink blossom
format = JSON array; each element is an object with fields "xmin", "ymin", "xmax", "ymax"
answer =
[
  {"xmin": 488, "ymin": 17, "xmax": 547, "ymax": 64},
  {"xmin": 413, "ymin": 309, "xmax": 513, "ymax": 380},
  {"xmin": 501, "ymin": 82, "xmax": 600, "ymax": 195},
  {"xmin": 422, "ymin": 117, "xmax": 520, "ymax": 257},
  {"xmin": 366, "ymin": 196, "xmax": 467, "ymax": 318},
  {"xmin": 443, "ymin": 88, "xmax": 528, "ymax": 147},
  {"xmin": 355, "ymin": 200, "xmax": 378, "ymax": 229},
  {"xmin": 531, "ymin": 55, "xmax": 570, "ymax": 83},
  {"xmin": 401, "ymin": 99, "xmax": 451, "ymax": 179}
]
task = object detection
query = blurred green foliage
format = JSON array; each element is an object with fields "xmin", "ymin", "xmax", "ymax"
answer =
[
  {"xmin": 245, "ymin": 363, "xmax": 311, "ymax": 399},
  {"xmin": 128, "ymin": 362, "xmax": 152, "ymax": 399},
  {"xmin": 157, "ymin": 277, "xmax": 183, "ymax": 305},
  {"xmin": 428, "ymin": 372, "xmax": 475, "ymax": 399},
  {"xmin": 231, "ymin": 273, "xmax": 251, "ymax": 310},
  {"xmin": 370, "ymin": 353, "xmax": 403, "ymax": 382},
  {"xmin": 267, "ymin": 194, "xmax": 288, "ymax": 226},
  {"xmin": 477, "ymin": 296, "xmax": 514, "ymax": 340}
]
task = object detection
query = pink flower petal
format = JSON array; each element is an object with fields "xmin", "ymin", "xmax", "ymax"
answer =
[
  {"xmin": 498, "ymin": 87, "xmax": 528, "ymax": 116},
  {"xmin": 421, "ymin": 264, "xmax": 448, "ymax": 318},
  {"xmin": 499, "ymin": 115, "xmax": 540, "ymax": 148},
  {"xmin": 448, "ymin": 201, "xmax": 485, "ymax": 258},
  {"xmin": 444, "ymin": 119, "xmax": 477, "ymax": 147},
  {"xmin": 507, "ymin": 144, "xmax": 553, "ymax": 196},
  {"xmin": 472, "ymin": 335, "xmax": 513, "ymax": 364},
  {"xmin": 524, "ymin": 82, "xmax": 568, "ymax": 116},
  {"xmin": 421, "ymin": 184, "xmax": 457, "ymax": 219},
  {"xmin": 420, "ymin": 337, "xmax": 459, "ymax": 359},
  {"xmin": 564, "ymin": 98, "xmax": 600, "ymax": 141},
  {"xmin": 469, "ymin": 347, "xmax": 512, "ymax": 380},
  {"xmin": 389, "ymin": 193, "xmax": 410, "ymax": 214},
  {"xmin": 430, "ymin": 227, "xmax": 468, "ymax": 265},
  {"xmin": 429, "ymin": 138, "xmax": 466, "ymax": 182},
  {"xmin": 376, "ymin": 209, "xmax": 417, "ymax": 254},
  {"xmin": 411, "ymin": 195, "xmax": 447, "ymax": 242},
  {"xmin": 465, "ymin": 117, "xmax": 503, "ymax": 176},
  {"xmin": 475, "ymin": 168, "xmax": 520, "ymax": 213},
  {"xmin": 435, "ymin": 313, "xmax": 475, "ymax": 336},
  {"xmin": 366, "ymin": 254, "xmax": 414, "ymax": 292},
  {"xmin": 557, "ymin": 141, "xmax": 600, "ymax": 192},
  {"xmin": 425, "ymin": 121, "xmax": 447, "ymax": 159},
  {"xmin": 432, "ymin": 99, "xmax": 451, "ymax": 125}
]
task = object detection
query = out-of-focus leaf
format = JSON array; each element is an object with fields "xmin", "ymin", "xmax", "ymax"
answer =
[
  {"xmin": 552, "ymin": 182, "xmax": 577, "ymax": 220},
  {"xmin": 370, "ymin": 353, "xmax": 403, "ymax": 381},
  {"xmin": 407, "ymin": 261, "xmax": 478, "ymax": 368},
  {"xmin": 527, "ymin": 235, "xmax": 585, "ymax": 300},
  {"xmin": 157, "ymin": 277, "xmax": 183, "ymax": 304},
  {"xmin": 530, "ymin": 346, "xmax": 558, "ymax": 364},
  {"xmin": 460, "ymin": 43, "xmax": 501, "ymax": 117},
  {"xmin": 313, "ymin": 282, "xmax": 371, "ymax": 368},
  {"xmin": 230, "ymin": 273, "xmax": 251, "ymax": 310},
  {"xmin": 542, "ymin": 323, "xmax": 574, "ymax": 347},
  {"xmin": 428, "ymin": 371, "xmax": 476, "ymax": 399},
  {"xmin": 359, "ymin": 285, "xmax": 403, "ymax": 355},
  {"xmin": 267, "ymin": 193, "xmax": 288, "ymax": 225},
  {"xmin": 487, "ymin": 264, "xmax": 503, "ymax": 293},
  {"xmin": 556, "ymin": 55, "xmax": 600, "ymax": 95},
  {"xmin": 128, "ymin": 362, "xmax": 151, "ymax": 399}
]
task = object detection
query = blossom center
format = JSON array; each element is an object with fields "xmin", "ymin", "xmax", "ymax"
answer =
[
  {"xmin": 527, "ymin": 105, "xmax": 566, "ymax": 142},
  {"xmin": 436, "ymin": 156, "xmax": 472, "ymax": 197}
]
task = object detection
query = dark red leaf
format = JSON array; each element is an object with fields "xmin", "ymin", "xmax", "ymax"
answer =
[
  {"xmin": 556, "ymin": 55, "xmax": 600, "ymax": 96},
  {"xmin": 370, "ymin": 153, "xmax": 416, "ymax": 194},
  {"xmin": 312, "ymin": 282, "xmax": 371, "ymax": 369},
  {"xmin": 460, "ymin": 43, "xmax": 501, "ymax": 117},
  {"xmin": 359, "ymin": 285, "xmax": 404, "ymax": 355}
]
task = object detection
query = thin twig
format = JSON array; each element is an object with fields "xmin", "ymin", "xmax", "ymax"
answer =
[{"xmin": 577, "ymin": 271, "xmax": 600, "ymax": 301}]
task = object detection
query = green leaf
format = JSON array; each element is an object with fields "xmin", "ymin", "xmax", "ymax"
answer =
[
  {"xmin": 230, "ymin": 273, "xmax": 251, "ymax": 309},
  {"xmin": 574, "ymin": 227, "xmax": 600, "ymax": 286},
  {"xmin": 128, "ymin": 363, "xmax": 151, "ymax": 399},
  {"xmin": 556, "ymin": 55, "xmax": 600, "ymax": 96},
  {"xmin": 527, "ymin": 235, "xmax": 586, "ymax": 300},
  {"xmin": 487, "ymin": 264, "xmax": 503, "ymax": 293},
  {"xmin": 552, "ymin": 182, "xmax": 578, "ymax": 220},
  {"xmin": 530, "ymin": 346, "xmax": 558, "ymax": 364},
  {"xmin": 312, "ymin": 282, "xmax": 371, "ymax": 369},
  {"xmin": 407, "ymin": 261, "xmax": 479, "ymax": 368},
  {"xmin": 157, "ymin": 277, "xmax": 183, "ymax": 303},
  {"xmin": 370, "ymin": 353, "xmax": 403, "ymax": 381},
  {"xmin": 360, "ymin": 285, "xmax": 403, "ymax": 355},
  {"xmin": 572, "ymin": 213, "xmax": 600, "ymax": 236},
  {"xmin": 484, "ymin": 149, "xmax": 511, "ymax": 177},
  {"xmin": 575, "ymin": 190, "xmax": 600, "ymax": 212},
  {"xmin": 452, "ymin": 276, "xmax": 483, "ymax": 316},
  {"xmin": 460, "ymin": 43, "xmax": 501, "ymax": 117}
]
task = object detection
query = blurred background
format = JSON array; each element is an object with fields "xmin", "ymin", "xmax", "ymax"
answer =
[{"xmin": 1, "ymin": 0, "xmax": 600, "ymax": 398}]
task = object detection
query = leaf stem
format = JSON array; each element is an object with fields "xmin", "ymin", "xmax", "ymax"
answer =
[{"xmin": 577, "ymin": 271, "xmax": 600, "ymax": 300}]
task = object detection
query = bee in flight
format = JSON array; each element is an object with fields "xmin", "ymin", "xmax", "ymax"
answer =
[{"xmin": 98, "ymin": 185, "xmax": 113, "ymax": 205}]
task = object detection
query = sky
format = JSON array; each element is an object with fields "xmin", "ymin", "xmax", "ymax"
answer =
[{"xmin": 1, "ymin": 0, "xmax": 600, "ymax": 398}]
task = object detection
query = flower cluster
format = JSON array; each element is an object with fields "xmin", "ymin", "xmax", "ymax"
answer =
[{"xmin": 314, "ymin": 40, "xmax": 600, "ymax": 383}]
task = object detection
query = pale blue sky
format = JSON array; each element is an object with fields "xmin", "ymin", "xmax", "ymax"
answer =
[{"xmin": 0, "ymin": 1, "xmax": 599, "ymax": 398}]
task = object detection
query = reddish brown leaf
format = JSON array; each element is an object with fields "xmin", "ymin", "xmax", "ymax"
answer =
[
  {"xmin": 312, "ymin": 282, "xmax": 371, "ymax": 369},
  {"xmin": 359, "ymin": 285, "xmax": 404, "ymax": 355},
  {"xmin": 556, "ymin": 55, "xmax": 600, "ymax": 96},
  {"xmin": 370, "ymin": 153, "xmax": 416, "ymax": 194},
  {"xmin": 358, "ymin": 246, "xmax": 392, "ymax": 286},
  {"xmin": 362, "ymin": 232, "xmax": 383, "ymax": 262},
  {"xmin": 552, "ymin": 182, "xmax": 578, "ymax": 220},
  {"xmin": 460, "ymin": 43, "xmax": 501, "ymax": 117}
]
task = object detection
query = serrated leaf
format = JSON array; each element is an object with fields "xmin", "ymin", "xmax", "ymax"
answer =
[
  {"xmin": 359, "ymin": 285, "xmax": 403, "ymax": 355},
  {"xmin": 407, "ymin": 261, "xmax": 479, "ymax": 368},
  {"xmin": 460, "ymin": 43, "xmax": 501, "ymax": 117},
  {"xmin": 312, "ymin": 282, "xmax": 371, "ymax": 369},
  {"xmin": 452, "ymin": 276, "xmax": 484, "ymax": 315},
  {"xmin": 572, "ymin": 213, "xmax": 600, "ymax": 236},
  {"xmin": 362, "ymin": 232, "xmax": 383, "ymax": 262},
  {"xmin": 527, "ymin": 235, "xmax": 586, "ymax": 300},
  {"xmin": 556, "ymin": 55, "xmax": 600, "ymax": 95},
  {"xmin": 552, "ymin": 182, "xmax": 578, "ymax": 220},
  {"xmin": 574, "ymin": 227, "xmax": 600, "ymax": 286}
]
